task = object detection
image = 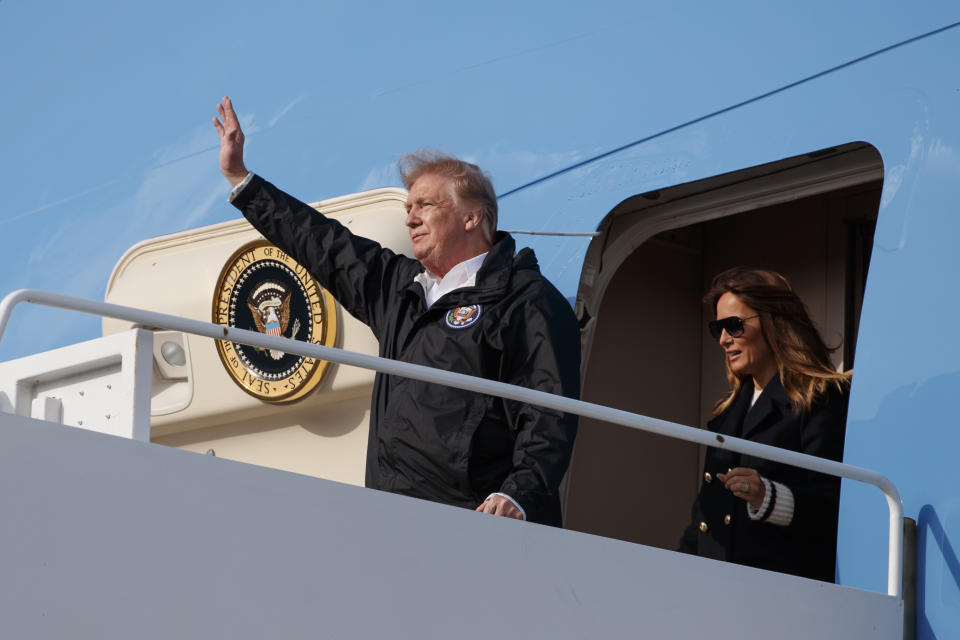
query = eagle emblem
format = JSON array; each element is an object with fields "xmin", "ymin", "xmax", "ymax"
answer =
[
  {"xmin": 214, "ymin": 240, "xmax": 337, "ymax": 403},
  {"xmin": 247, "ymin": 280, "xmax": 301, "ymax": 359},
  {"xmin": 445, "ymin": 304, "xmax": 482, "ymax": 329}
]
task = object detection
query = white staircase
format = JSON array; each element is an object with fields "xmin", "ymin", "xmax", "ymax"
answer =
[{"xmin": 0, "ymin": 411, "xmax": 900, "ymax": 639}]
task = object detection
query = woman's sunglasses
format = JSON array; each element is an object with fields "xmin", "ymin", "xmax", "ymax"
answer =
[{"xmin": 708, "ymin": 315, "xmax": 759, "ymax": 341}]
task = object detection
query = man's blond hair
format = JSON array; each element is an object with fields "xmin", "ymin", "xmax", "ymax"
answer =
[{"xmin": 398, "ymin": 150, "xmax": 498, "ymax": 243}]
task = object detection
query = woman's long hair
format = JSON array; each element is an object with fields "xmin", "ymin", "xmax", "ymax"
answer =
[{"xmin": 705, "ymin": 267, "xmax": 850, "ymax": 416}]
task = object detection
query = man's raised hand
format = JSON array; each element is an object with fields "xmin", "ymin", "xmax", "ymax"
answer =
[{"xmin": 212, "ymin": 96, "xmax": 249, "ymax": 186}]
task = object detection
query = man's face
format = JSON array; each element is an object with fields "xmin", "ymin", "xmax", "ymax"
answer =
[{"xmin": 405, "ymin": 173, "xmax": 473, "ymax": 276}]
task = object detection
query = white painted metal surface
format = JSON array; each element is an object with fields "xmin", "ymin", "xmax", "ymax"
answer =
[
  {"xmin": 99, "ymin": 191, "xmax": 402, "ymax": 485},
  {"xmin": 0, "ymin": 288, "xmax": 904, "ymax": 598},
  {"xmin": 0, "ymin": 328, "xmax": 152, "ymax": 441},
  {"xmin": 0, "ymin": 412, "xmax": 901, "ymax": 639}
]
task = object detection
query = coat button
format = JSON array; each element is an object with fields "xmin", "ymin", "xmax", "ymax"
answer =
[
  {"xmin": 724, "ymin": 514, "xmax": 732, "ymax": 525},
  {"xmin": 699, "ymin": 521, "xmax": 709, "ymax": 533},
  {"xmin": 704, "ymin": 472, "xmax": 713, "ymax": 483}
]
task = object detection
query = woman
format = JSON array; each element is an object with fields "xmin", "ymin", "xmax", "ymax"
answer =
[{"xmin": 678, "ymin": 267, "xmax": 851, "ymax": 582}]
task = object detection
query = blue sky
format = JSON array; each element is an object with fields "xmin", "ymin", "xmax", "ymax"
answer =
[
  {"xmin": 0, "ymin": 0, "xmax": 649, "ymax": 360},
  {"xmin": 1, "ymin": 1, "xmax": 955, "ymax": 360}
]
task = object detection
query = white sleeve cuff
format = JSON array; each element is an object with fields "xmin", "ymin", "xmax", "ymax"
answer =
[
  {"xmin": 746, "ymin": 478, "xmax": 794, "ymax": 526},
  {"xmin": 488, "ymin": 492, "xmax": 527, "ymax": 520},
  {"xmin": 767, "ymin": 481, "xmax": 794, "ymax": 526},
  {"xmin": 228, "ymin": 172, "xmax": 254, "ymax": 202},
  {"xmin": 746, "ymin": 477, "xmax": 772, "ymax": 520}
]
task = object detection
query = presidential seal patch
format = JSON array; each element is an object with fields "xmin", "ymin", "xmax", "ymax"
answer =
[
  {"xmin": 445, "ymin": 304, "xmax": 482, "ymax": 329},
  {"xmin": 213, "ymin": 240, "xmax": 337, "ymax": 403}
]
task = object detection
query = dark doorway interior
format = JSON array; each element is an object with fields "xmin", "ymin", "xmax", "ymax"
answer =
[{"xmin": 565, "ymin": 164, "xmax": 881, "ymax": 549}]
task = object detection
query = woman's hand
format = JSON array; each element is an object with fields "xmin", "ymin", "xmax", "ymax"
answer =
[{"xmin": 718, "ymin": 467, "xmax": 765, "ymax": 510}]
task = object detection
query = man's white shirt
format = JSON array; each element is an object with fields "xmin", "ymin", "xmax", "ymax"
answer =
[{"xmin": 414, "ymin": 252, "xmax": 488, "ymax": 309}]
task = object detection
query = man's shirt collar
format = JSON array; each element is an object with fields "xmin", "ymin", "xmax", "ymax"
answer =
[{"xmin": 414, "ymin": 252, "xmax": 488, "ymax": 309}]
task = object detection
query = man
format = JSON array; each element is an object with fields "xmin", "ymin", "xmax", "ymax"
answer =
[{"xmin": 213, "ymin": 96, "xmax": 579, "ymax": 525}]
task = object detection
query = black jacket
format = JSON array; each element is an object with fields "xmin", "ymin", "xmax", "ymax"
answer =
[
  {"xmin": 232, "ymin": 175, "xmax": 580, "ymax": 525},
  {"xmin": 678, "ymin": 375, "xmax": 848, "ymax": 581}
]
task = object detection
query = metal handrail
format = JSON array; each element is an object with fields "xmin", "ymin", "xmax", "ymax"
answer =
[{"xmin": 0, "ymin": 288, "xmax": 903, "ymax": 597}]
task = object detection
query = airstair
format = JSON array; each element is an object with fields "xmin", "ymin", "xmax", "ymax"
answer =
[{"xmin": 0, "ymin": 290, "xmax": 904, "ymax": 639}]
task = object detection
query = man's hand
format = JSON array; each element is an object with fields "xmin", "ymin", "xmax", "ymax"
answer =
[
  {"xmin": 212, "ymin": 96, "xmax": 249, "ymax": 186},
  {"xmin": 475, "ymin": 494, "xmax": 523, "ymax": 520}
]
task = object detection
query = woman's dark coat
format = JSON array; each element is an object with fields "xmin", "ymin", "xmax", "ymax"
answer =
[{"xmin": 678, "ymin": 375, "xmax": 848, "ymax": 582}]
